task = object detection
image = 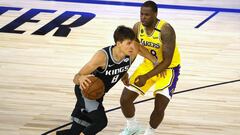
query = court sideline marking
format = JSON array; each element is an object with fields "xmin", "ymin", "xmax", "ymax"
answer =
[{"xmin": 44, "ymin": 0, "xmax": 240, "ymax": 28}]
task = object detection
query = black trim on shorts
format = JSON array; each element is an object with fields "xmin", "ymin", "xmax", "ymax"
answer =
[{"xmin": 129, "ymin": 84, "xmax": 145, "ymax": 95}]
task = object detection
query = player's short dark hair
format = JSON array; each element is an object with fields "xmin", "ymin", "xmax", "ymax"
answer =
[
  {"xmin": 113, "ymin": 25, "xmax": 135, "ymax": 43},
  {"xmin": 142, "ymin": 1, "xmax": 158, "ymax": 13}
]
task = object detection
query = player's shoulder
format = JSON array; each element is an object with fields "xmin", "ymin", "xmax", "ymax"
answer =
[
  {"xmin": 92, "ymin": 49, "xmax": 107, "ymax": 63},
  {"xmin": 89, "ymin": 49, "xmax": 108, "ymax": 68},
  {"xmin": 96, "ymin": 49, "xmax": 107, "ymax": 59},
  {"xmin": 133, "ymin": 22, "xmax": 141, "ymax": 32},
  {"xmin": 133, "ymin": 21, "xmax": 141, "ymax": 27},
  {"xmin": 161, "ymin": 22, "xmax": 175, "ymax": 38},
  {"xmin": 162, "ymin": 22, "xmax": 174, "ymax": 31}
]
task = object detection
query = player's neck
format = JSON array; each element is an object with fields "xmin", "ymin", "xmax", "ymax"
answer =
[
  {"xmin": 145, "ymin": 18, "xmax": 158, "ymax": 30},
  {"xmin": 144, "ymin": 18, "xmax": 158, "ymax": 35},
  {"xmin": 112, "ymin": 46, "xmax": 125, "ymax": 62}
]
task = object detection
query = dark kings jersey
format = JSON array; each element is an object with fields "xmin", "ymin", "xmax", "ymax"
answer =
[{"xmin": 92, "ymin": 45, "xmax": 131, "ymax": 93}]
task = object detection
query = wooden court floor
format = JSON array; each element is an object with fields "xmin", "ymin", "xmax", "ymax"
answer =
[{"xmin": 0, "ymin": 0, "xmax": 239, "ymax": 135}]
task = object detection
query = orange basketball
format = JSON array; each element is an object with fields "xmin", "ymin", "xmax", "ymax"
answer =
[{"xmin": 82, "ymin": 76, "xmax": 105, "ymax": 100}]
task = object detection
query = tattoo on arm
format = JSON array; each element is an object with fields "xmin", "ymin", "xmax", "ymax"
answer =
[{"xmin": 161, "ymin": 23, "xmax": 176, "ymax": 65}]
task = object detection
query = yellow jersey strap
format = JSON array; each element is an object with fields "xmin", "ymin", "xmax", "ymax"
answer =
[{"xmin": 157, "ymin": 19, "xmax": 167, "ymax": 30}]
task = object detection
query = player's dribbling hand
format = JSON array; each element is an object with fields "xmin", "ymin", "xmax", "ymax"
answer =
[
  {"xmin": 134, "ymin": 75, "xmax": 147, "ymax": 87},
  {"xmin": 78, "ymin": 75, "xmax": 93, "ymax": 90}
]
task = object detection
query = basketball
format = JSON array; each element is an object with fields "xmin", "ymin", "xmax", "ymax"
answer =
[{"xmin": 82, "ymin": 76, "xmax": 105, "ymax": 100}]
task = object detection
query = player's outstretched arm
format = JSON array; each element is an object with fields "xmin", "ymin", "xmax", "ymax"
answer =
[
  {"xmin": 137, "ymin": 42, "xmax": 158, "ymax": 64},
  {"xmin": 145, "ymin": 23, "xmax": 175, "ymax": 78},
  {"xmin": 134, "ymin": 23, "xmax": 175, "ymax": 87}
]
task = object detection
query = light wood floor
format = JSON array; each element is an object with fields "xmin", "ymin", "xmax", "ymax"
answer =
[{"xmin": 0, "ymin": 0, "xmax": 239, "ymax": 135}]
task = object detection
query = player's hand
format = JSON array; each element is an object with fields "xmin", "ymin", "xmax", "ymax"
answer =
[
  {"xmin": 159, "ymin": 70, "xmax": 167, "ymax": 78},
  {"xmin": 121, "ymin": 73, "xmax": 129, "ymax": 86},
  {"xmin": 78, "ymin": 75, "xmax": 93, "ymax": 90},
  {"xmin": 80, "ymin": 132, "xmax": 85, "ymax": 135},
  {"xmin": 134, "ymin": 75, "xmax": 148, "ymax": 87}
]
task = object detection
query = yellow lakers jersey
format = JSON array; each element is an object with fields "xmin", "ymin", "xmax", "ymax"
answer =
[{"xmin": 138, "ymin": 20, "xmax": 181, "ymax": 68}]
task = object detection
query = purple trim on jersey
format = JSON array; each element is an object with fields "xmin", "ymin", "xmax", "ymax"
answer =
[{"xmin": 168, "ymin": 65, "xmax": 180, "ymax": 97}]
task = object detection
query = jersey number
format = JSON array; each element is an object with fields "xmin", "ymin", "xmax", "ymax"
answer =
[
  {"xmin": 150, "ymin": 50, "xmax": 158, "ymax": 59},
  {"xmin": 111, "ymin": 75, "xmax": 119, "ymax": 83}
]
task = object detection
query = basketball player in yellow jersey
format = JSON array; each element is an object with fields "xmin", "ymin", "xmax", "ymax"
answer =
[{"xmin": 120, "ymin": 1, "xmax": 181, "ymax": 135}]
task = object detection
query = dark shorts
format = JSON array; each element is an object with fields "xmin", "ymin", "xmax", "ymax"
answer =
[{"xmin": 71, "ymin": 85, "xmax": 108, "ymax": 135}]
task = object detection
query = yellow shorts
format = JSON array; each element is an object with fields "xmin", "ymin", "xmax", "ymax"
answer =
[{"xmin": 126, "ymin": 63, "xmax": 180, "ymax": 99}]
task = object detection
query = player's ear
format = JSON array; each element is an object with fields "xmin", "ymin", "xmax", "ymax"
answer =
[{"xmin": 116, "ymin": 41, "xmax": 121, "ymax": 46}]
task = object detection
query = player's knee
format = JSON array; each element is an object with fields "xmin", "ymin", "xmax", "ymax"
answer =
[
  {"xmin": 120, "ymin": 89, "xmax": 127, "ymax": 104},
  {"xmin": 154, "ymin": 94, "xmax": 170, "ymax": 111},
  {"xmin": 102, "ymin": 118, "xmax": 108, "ymax": 128},
  {"xmin": 96, "ymin": 116, "xmax": 108, "ymax": 129},
  {"xmin": 153, "ymin": 108, "xmax": 165, "ymax": 116},
  {"xmin": 120, "ymin": 87, "xmax": 137, "ymax": 105},
  {"xmin": 120, "ymin": 95, "xmax": 127, "ymax": 106},
  {"xmin": 154, "ymin": 103, "xmax": 167, "ymax": 113},
  {"xmin": 120, "ymin": 94, "xmax": 132, "ymax": 106}
]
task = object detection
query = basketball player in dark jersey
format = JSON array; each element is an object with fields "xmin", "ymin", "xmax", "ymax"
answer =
[{"xmin": 57, "ymin": 25, "xmax": 157, "ymax": 135}]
